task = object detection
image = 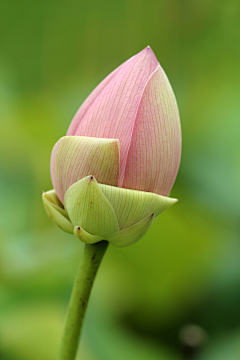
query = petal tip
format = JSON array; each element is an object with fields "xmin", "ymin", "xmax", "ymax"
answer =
[
  {"xmin": 142, "ymin": 45, "xmax": 159, "ymax": 62},
  {"xmin": 73, "ymin": 225, "xmax": 104, "ymax": 244},
  {"xmin": 88, "ymin": 175, "xmax": 97, "ymax": 183}
]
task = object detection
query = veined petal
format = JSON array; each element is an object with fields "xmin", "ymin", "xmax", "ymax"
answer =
[
  {"xmin": 67, "ymin": 47, "xmax": 159, "ymax": 186},
  {"xmin": 99, "ymin": 183, "xmax": 177, "ymax": 230},
  {"xmin": 64, "ymin": 176, "xmax": 119, "ymax": 237},
  {"xmin": 122, "ymin": 64, "xmax": 181, "ymax": 196},
  {"xmin": 51, "ymin": 136, "xmax": 120, "ymax": 204},
  {"xmin": 106, "ymin": 213, "xmax": 154, "ymax": 247}
]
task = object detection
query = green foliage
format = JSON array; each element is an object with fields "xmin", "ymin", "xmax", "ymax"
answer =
[{"xmin": 0, "ymin": 0, "xmax": 240, "ymax": 359}]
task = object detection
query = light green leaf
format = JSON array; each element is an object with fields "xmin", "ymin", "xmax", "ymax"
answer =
[
  {"xmin": 64, "ymin": 176, "xmax": 119, "ymax": 237},
  {"xmin": 42, "ymin": 190, "xmax": 74, "ymax": 234},
  {"xmin": 99, "ymin": 183, "xmax": 177, "ymax": 229},
  {"xmin": 106, "ymin": 213, "xmax": 155, "ymax": 247}
]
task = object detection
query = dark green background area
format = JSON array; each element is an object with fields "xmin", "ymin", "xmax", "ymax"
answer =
[{"xmin": 0, "ymin": 1, "xmax": 240, "ymax": 359}]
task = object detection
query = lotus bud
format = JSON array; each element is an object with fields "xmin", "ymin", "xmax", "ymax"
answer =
[{"xmin": 43, "ymin": 46, "xmax": 181, "ymax": 247}]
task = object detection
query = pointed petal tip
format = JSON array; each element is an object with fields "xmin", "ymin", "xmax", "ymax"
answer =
[
  {"xmin": 166, "ymin": 197, "xmax": 178, "ymax": 206},
  {"xmin": 42, "ymin": 191, "xmax": 74, "ymax": 234},
  {"xmin": 142, "ymin": 45, "xmax": 152, "ymax": 52},
  {"xmin": 74, "ymin": 225, "xmax": 103, "ymax": 244},
  {"xmin": 88, "ymin": 175, "xmax": 97, "ymax": 183},
  {"xmin": 139, "ymin": 45, "xmax": 158, "ymax": 60},
  {"xmin": 42, "ymin": 191, "xmax": 50, "ymax": 201},
  {"xmin": 126, "ymin": 46, "xmax": 158, "ymax": 71},
  {"xmin": 145, "ymin": 45, "xmax": 154, "ymax": 53}
]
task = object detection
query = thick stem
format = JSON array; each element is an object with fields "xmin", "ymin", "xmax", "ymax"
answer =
[{"xmin": 57, "ymin": 241, "xmax": 108, "ymax": 360}]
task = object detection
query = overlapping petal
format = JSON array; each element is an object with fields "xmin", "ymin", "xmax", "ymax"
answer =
[
  {"xmin": 44, "ymin": 175, "xmax": 177, "ymax": 247},
  {"xmin": 64, "ymin": 175, "xmax": 176, "ymax": 240},
  {"xmin": 105, "ymin": 214, "xmax": 155, "ymax": 247},
  {"xmin": 122, "ymin": 65, "xmax": 181, "ymax": 196},
  {"xmin": 42, "ymin": 190, "xmax": 74, "ymax": 234},
  {"xmin": 99, "ymin": 183, "xmax": 177, "ymax": 230},
  {"xmin": 64, "ymin": 176, "xmax": 119, "ymax": 237},
  {"xmin": 67, "ymin": 47, "xmax": 159, "ymax": 188},
  {"xmin": 50, "ymin": 136, "xmax": 120, "ymax": 204},
  {"xmin": 73, "ymin": 214, "xmax": 154, "ymax": 247}
]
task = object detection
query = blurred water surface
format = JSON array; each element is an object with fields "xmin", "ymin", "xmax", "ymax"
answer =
[{"xmin": 0, "ymin": 1, "xmax": 240, "ymax": 359}]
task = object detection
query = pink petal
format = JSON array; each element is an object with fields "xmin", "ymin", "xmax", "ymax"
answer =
[
  {"xmin": 67, "ymin": 47, "xmax": 159, "ymax": 186},
  {"xmin": 122, "ymin": 65, "xmax": 181, "ymax": 196}
]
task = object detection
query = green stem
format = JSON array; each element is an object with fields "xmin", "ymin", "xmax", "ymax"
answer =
[{"xmin": 57, "ymin": 241, "xmax": 109, "ymax": 360}]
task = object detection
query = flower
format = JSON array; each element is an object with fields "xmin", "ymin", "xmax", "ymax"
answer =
[{"xmin": 42, "ymin": 46, "xmax": 181, "ymax": 247}]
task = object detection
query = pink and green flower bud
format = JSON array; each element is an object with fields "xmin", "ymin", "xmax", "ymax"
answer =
[
  {"xmin": 42, "ymin": 47, "xmax": 181, "ymax": 247},
  {"xmin": 67, "ymin": 46, "xmax": 181, "ymax": 196}
]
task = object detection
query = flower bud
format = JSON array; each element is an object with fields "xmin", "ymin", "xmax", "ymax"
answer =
[{"xmin": 43, "ymin": 47, "xmax": 181, "ymax": 247}]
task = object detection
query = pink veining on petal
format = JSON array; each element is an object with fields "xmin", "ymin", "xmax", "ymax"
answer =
[
  {"xmin": 67, "ymin": 47, "xmax": 159, "ymax": 186},
  {"xmin": 122, "ymin": 65, "xmax": 182, "ymax": 196}
]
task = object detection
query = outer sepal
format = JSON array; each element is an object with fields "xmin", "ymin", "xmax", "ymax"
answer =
[
  {"xmin": 99, "ymin": 183, "xmax": 177, "ymax": 229},
  {"xmin": 64, "ymin": 176, "xmax": 119, "ymax": 237},
  {"xmin": 106, "ymin": 213, "xmax": 155, "ymax": 247},
  {"xmin": 74, "ymin": 226, "xmax": 104, "ymax": 245},
  {"xmin": 42, "ymin": 190, "xmax": 74, "ymax": 234},
  {"xmin": 64, "ymin": 176, "xmax": 177, "ymax": 247}
]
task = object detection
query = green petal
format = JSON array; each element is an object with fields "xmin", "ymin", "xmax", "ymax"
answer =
[
  {"xmin": 64, "ymin": 176, "xmax": 119, "ymax": 237},
  {"xmin": 42, "ymin": 190, "xmax": 74, "ymax": 234},
  {"xmin": 106, "ymin": 213, "xmax": 155, "ymax": 247},
  {"xmin": 74, "ymin": 226, "xmax": 103, "ymax": 244},
  {"xmin": 51, "ymin": 136, "xmax": 120, "ymax": 204},
  {"xmin": 99, "ymin": 184, "xmax": 177, "ymax": 229},
  {"xmin": 43, "ymin": 189, "xmax": 68, "ymax": 217}
]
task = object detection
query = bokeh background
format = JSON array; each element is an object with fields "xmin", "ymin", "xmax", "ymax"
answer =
[{"xmin": 1, "ymin": 1, "xmax": 240, "ymax": 359}]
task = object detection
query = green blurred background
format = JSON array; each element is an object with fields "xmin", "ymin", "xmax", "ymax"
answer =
[{"xmin": 0, "ymin": 1, "xmax": 240, "ymax": 359}]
